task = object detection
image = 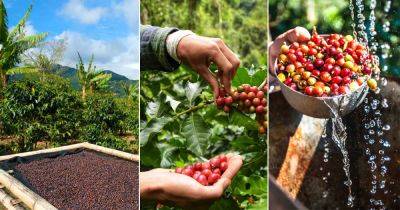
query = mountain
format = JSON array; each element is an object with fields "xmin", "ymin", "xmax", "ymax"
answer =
[
  {"xmin": 11, "ymin": 64, "xmax": 137, "ymax": 97},
  {"xmin": 53, "ymin": 64, "xmax": 138, "ymax": 96}
]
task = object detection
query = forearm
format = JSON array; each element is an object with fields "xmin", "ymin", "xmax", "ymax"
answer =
[{"xmin": 140, "ymin": 25, "xmax": 180, "ymax": 71}]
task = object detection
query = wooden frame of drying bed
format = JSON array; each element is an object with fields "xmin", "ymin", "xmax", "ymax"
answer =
[{"xmin": 0, "ymin": 142, "xmax": 139, "ymax": 210}]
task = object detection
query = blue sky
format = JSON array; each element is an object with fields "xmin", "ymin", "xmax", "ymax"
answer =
[{"xmin": 5, "ymin": 0, "xmax": 140, "ymax": 80}]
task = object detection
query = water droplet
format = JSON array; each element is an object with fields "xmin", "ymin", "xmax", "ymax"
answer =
[
  {"xmin": 369, "ymin": 139, "xmax": 375, "ymax": 145},
  {"xmin": 369, "ymin": 161, "xmax": 377, "ymax": 171},
  {"xmin": 381, "ymin": 99, "xmax": 389, "ymax": 108},
  {"xmin": 383, "ymin": 141, "xmax": 391, "ymax": 148},
  {"xmin": 381, "ymin": 156, "xmax": 391, "ymax": 162},
  {"xmin": 369, "ymin": 129, "xmax": 375, "ymax": 135},
  {"xmin": 374, "ymin": 110, "xmax": 382, "ymax": 116},
  {"xmin": 383, "ymin": 124, "xmax": 391, "ymax": 131},
  {"xmin": 369, "ymin": 155, "xmax": 376, "ymax": 161},
  {"xmin": 371, "ymin": 100, "xmax": 379, "ymax": 110},
  {"xmin": 381, "ymin": 166, "xmax": 388, "ymax": 175},
  {"xmin": 380, "ymin": 180, "xmax": 386, "ymax": 189},
  {"xmin": 378, "ymin": 150, "xmax": 384, "ymax": 155},
  {"xmin": 380, "ymin": 78, "xmax": 388, "ymax": 86},
  {"xmin": 370, "ymin": 186, "xmax": 376, "ymax": 194},
  {"xmin": 365, "ymin": 148, "xmax": 371, "ymax": 155},
  {"xmin": 370, "ymin": 120, "xmax": 376, "ymax": 128},
  {"xmin": 344, "ymin": 180, "xmax": 352, "ymax": 186},
  {"xmin": 322, "ymin": 191, "xmax": 328, "ymax": 198},
  {"xmin": 347, "ymin": 195, "xmax": 355, "ymax": 207},
  {"xmin": 364, "ymin": 105, "xmax": 370, "ymax": 113}
]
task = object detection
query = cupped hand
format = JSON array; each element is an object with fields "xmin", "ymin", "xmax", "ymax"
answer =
[
  {"xmin": 176, "ymin": 35, "xmax": 241, "ymax": 98},
  {"xmin": 140, "ymin": 154, "xmax": 243, "ymax": 210},
  {"xmin": 268, "ymin": 27, "xmax": 311, "ymax": 74}
]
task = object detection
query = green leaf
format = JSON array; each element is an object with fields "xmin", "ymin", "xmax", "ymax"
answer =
[
  {"xmin": 6, "ymin": 66, "xmax": 38, "ymax": 75},
  {"xmin": 230, "ymin": 111, "xmax": 258, "ymax": 130},
  {"xmin": 232, "ymin": 68, "xmax": 251, "ymax": 87},
  {"xmin": 140, "ymin": 139, "xmax": 161, "ymax": 168},
  {"xmin": 165, "ymin": 95, "xmax": 181, "ymax": 112},
  {"xmin": 140, "ymin": 117, "xmax": 172, "ymax": 146},
  {"xmin": 230, "ymin": 135, "xmax": 256, "ymax": 149},
  {"xmin": 158, "ymin": 143, "xmax": 178, "ymax": 168},
  {"xmin": 185, "ymin": 82, "xmax": 202, "ymax": 105},
  {"xmin": 231, "ymin": 175, "xmax": 267, "ymax": 196},
  {"xmin": 145, "ymin": 94, "xmax": 170, "ymax": 119},
  {"xmin": 243, "ymin": 197, "xmax": 268, "ymax": 210},
  {"xmin": 251, "ymin": 70, "xmax": 267, "ymax": 87},
  {"xmin": 182, "ymin": 113, "xmax": 210, "ymax": 156},
  {"xmin": 232, "ymin": 67, "xmax": 267, "ymax": 87},
  {"xmin": 210, "ymin": 198, "xmax": 241, "ymax": 210}
]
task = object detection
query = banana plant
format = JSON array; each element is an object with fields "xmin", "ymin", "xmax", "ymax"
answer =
[
  {"xmin": 76, "ymin": 52, "xmax": 111, "ymax": 100},
  {"xmin": 0, "ymin": 1, "xmax": 47, "ymax": 91},
  {"xmin": 121, "ymin": 81, "xmax": 138, "ymax": 100},
  {"xmin": 22, "ymin": 40, "xmax": 66, "ymax": 80}
]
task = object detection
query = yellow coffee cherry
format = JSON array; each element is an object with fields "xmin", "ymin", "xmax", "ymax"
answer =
[
  {"xmin": 345, "ymin": 35, "xmax": 354, "ymax": 42},
  {"xmin": 323, "ymin": 86, "xmax": 331, "ymax": 94},
  {"xmin": 367, "ymin": 78, "xmax": 378, "ymax": 90},
  {"xmin": 279, "ymin": 54, "xmax": 288, "ymax": 63},
  {"xmin": 277, "ymin": 73, "xmax": 286, "ymax": 82}
]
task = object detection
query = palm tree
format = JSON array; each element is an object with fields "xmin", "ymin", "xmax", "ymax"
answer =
[
  {"xmin": 76, "ymin": 52, "xmax": 111, "ymax": 100},
  {"xmin": 0, "ymin": 2, "xmax": 47, "ymax": 91}
]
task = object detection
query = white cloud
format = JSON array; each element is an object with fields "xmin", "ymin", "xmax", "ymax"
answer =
[
  {"xmin": 24, "ymin": 22, "xmax": 36, "ymax": 35},
  {"xmin": 54, "ymin": 31, "xmax": 139, "ymax": 80},
  {"xmin": 59, "ymin": 0, "xmax": 108, "ymax": 24},
  {"xmin": 113, "ymin": 0, "xmax": 139, "ymax": 30}
]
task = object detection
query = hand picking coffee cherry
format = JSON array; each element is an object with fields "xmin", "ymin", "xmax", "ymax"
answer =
[
  {"xmin": 215, "ymin": 84, "xmax": 268, "ymax": 134},
  {"xmin": 276, "ymin": 27, "xmax": 378, "ymax": 97},
  {"xmin": 174, "ymin": 155, "xmax": 228, "ymax": 186}
]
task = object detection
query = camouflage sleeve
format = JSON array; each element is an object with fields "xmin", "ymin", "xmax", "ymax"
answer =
[{"xmin": 140, "ymin": 25, "xmax": 180, "ymax": 72}]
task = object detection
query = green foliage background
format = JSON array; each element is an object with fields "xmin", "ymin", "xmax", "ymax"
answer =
[
  {"xmin": 140, "ymin": 1, "xmax": 268, "ymax": 209},
  {"xmin": 269, "ymin": 0, "xmax": 400, "ymax": 77},
  {"xmin": 0, "ymin": 73, "xmax": 139, "ymax": 154},
  {"xmin": 141, "ymin": 0, "xmax": 268, "ymax": 67}
]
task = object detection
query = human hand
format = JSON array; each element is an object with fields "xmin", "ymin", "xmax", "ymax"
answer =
[
  {"xmin": 176, "ymin": 35, "xmax": 240, "ymax": 98},
  {"xmin": 269, "ymin": 27, "xmax": 311, "ymax": 74},
  {"xmin": 140, "ymin": 154, "xmax": 243, "ymax": 210}
]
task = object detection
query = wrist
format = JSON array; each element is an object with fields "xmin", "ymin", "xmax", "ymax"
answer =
[{"xmin": 166, "ymin": 30, "xmax": 195, "ymax": 63}]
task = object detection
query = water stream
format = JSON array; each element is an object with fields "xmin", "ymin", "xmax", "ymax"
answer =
[
  {"xmin": 322, "ymin": 0, "xmax": 394, "ymax": 208},
  {"xmin": 325, "ymin": 100, "xmax": 355, "ymax": 207}
]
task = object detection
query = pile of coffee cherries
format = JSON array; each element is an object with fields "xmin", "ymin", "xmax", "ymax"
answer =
[
  {"xmin": 276, "ymin": 28, "xmax": 378, "ymax": 97},
  {"xmin": 215, "ymin": 85, "xmax": 268, "ymax": 134},
  {"xmin": 175, "ymin": 155, "xmax": 228, "ymax": 186}
]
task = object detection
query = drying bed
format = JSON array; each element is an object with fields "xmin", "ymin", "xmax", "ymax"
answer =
[{"xmin": 0, "ymin": 143, "xmax": 139, "ymax": 210}]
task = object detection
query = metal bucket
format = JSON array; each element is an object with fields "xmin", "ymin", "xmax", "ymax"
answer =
[{"xmin": 272, "ymin": 60, "xmax": 369, "ymax": 119}]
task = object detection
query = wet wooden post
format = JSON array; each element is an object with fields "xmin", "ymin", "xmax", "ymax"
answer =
[{"xmin": 269, "ymin": 78, "xmax": 400, "ymax": 209}]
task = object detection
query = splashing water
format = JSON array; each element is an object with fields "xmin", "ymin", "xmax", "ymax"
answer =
[
  {"xmin": 324, "ymin": 101, "xmax": 355, "ymax": 207},
  {"xmin": 322, "ymin": 1, "xmax": 394, "ymax": 208},
  {"xmin": 349, "ymin": 0, "xmax": 393, "ymax": 208},
  {"xmin": 320, "ymin": 126, "xmax": 331, "ymax": 199}
]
